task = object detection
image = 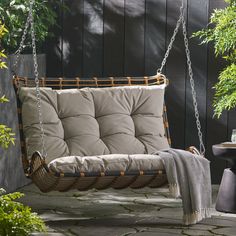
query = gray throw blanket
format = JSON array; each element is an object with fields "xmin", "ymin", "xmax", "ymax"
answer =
[{"xmin": 156, "ymin": 148, "xmax": 212, "ymax": 225}]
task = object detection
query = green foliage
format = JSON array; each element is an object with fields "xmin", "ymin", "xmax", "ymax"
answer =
[
  {"xmin": 0, "ymin": 23, "xmax": 8, "ymax": 69},
  {"xmin": 0, "ymin": 95, "xmax": 9, "ymax": 103},
  {"xmin": 0, "ymin": 124, "xmax": 15, "ymax": 149},
  {"xmin": 0, "ymin": 22, "xmax": 16, "ymax": 150},
  {"xmin": 0, "ymin": 50, "xmax": 7, "ymax": 69},
  {"xmin": 193, "ymin": 0, "xmax": 236, "ymax": 117},
  {"xmin": 0, "ymin": 0, "xmax": 61, "ymax": 53},
  {"xmin": 0, "ymin": 189, "xmax": 46, "ymax": 236},
  {"xmin": 214, "ymin": 64, "xmax": 236, "ymax": 117}
]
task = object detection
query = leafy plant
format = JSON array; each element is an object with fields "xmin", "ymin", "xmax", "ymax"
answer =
[
  {"xmin": 0, "ymin": 123, "xmax": 15, "ymax": 149},
  {"xmin": 193, "ymin": 0, "xmax": 236, "ymax": 117},
  {"xmin": 0, "ymin": 23, "xmax": 8, "ymax": 68},
  {"xmin": 0, "ymin": 188, "xmax": 46, "ymax": 236},
  {"xmin": 0, "ymin": 0, "xmax": 61, "ymax": 53},
  {"xmin": 0, "ymin": 22, "xmax": 15, "ymax": 150}
]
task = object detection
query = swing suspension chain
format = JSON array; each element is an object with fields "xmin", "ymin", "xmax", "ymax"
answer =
[
  {"xmin": 29, "ymin": 0, "xmax": 47, "ymax": 158},
  {"xmin": 14, "ymin": 0, "xmax": 47, "ymax": 157},
  {"xmin": 157, "ymin": 4, "xmax": 184, "ymax": 74},
  {"xmin": 157, "ymin": 1, "xmax": 205, "ymax": 156},
  {"xmin": 12, "ymin": 12, "xmax": 31, "ymax": 73},
  {"xmin": 181, "ymin": 15, "xmax": 205, "ymax": 156}
]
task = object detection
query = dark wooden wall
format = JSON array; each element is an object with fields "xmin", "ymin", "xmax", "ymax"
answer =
[{"xmin": 46, "ymin": 0, "xmax": 235, "ymax": 183}]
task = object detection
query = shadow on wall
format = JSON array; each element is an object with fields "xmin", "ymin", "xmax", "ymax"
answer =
[
  {"xmin": 144, "ymin": 0, "xmax": 167, "ymax": 73},
  {"xmin": 61, "ymin": 0, "xmax": 148, "ymax": 77}
]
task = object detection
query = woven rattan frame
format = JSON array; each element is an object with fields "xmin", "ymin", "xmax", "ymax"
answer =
[{"xmin": 13, "ymin": 74, "xmax": 173, "ymax": 192}]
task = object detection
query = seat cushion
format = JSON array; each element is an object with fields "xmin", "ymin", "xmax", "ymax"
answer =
[
  {"xmin": 19, "ymin": 85, "xmax": 169, "ymax": 162},
  {"xmin": 48, "ymin": 154, "xmax": 164, "ymax": 174}
]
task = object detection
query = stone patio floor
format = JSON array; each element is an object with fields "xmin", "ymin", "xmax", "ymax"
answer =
[{"xmin": 18, "ymin": 184, "xmax": 236, "ymax": 236}]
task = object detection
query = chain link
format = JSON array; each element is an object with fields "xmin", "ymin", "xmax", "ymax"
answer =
[
  {"xmin": 10, "ymin": 0, "xmax": 47, "ymax": 158},
  {"xmin": 12, "ymin": 0, "xmax": 46, "ymax": 157},
  {"xmin": 181, "ymin": 15, "xmax": 205, "ymax": 156},
  {"xmin": 157, "ymin": 4, "xmax": 184, "ymax": 74},
  {"xmin": 29, "ymin": 0, "xmax": 47, "ymax": 158},
  {"xmin": 12, "ymin": 13, "xmax": 31, "ymax": 74},
  {"xmin": 157, "ymin": 0, "xmax": 205, "ymax": 156}
]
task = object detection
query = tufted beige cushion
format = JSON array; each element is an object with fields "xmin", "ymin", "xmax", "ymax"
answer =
[{"xmin": 19, "ymin": 85, "xmax": 169, "ymax": 169}]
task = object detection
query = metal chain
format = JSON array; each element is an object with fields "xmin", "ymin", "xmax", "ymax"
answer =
[
  {"xmin": 28, "ymin": 0, "xmax": 47, "ymax": 158},
  {"xmin": 157, "ymin": 3, "xmax": 184, "ymax": 74},
  {"xmin": 12, "ymin": 13, "xmax": 31, "ymax": 74},
  {"xmin": 157, "ymin": 0, "xmax": 205, "ymax": 155},
  {"xmin": 181, "ymin": 14, "xmax": 205, "ymax": 156}
]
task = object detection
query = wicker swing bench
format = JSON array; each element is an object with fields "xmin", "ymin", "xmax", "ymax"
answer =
[
  {"xmin": 14, "ymin": 75, "xmax": 176, "ymax": 193},
  {"xmin": 12, "ymin": 1, "xmax": 205, "ymax": 193}
]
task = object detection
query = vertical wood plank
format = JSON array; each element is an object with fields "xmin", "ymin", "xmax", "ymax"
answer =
[
  {"xmin": 206, "ymin": 0, "xmax": 228, "ymax": 184},
  {"xmin": 103, "ymin": 0, "xmax": 125, "ymax": 76},
  {"xmin": 83, "ymin": 0, "xmax": 104, "ymax": 77},
  {"xmin": 63, "ymin": 0, "xmax": 84, "ymax": 77},
  {"xmin": 145, "ymin": 0, "xmax": 167, "ymax": 75},
  {"xmin": 124, "ymin": 0, "xmax": 145, "ymax": 76},
  {"xmin": 185, "ymin": 0, "xmax": 208, "ymax": 150},
  {"xmin": 165, "ymin": 0, "xmax": 187, "ymax": 149},
  {"xmin": 46, "ymin": 2, "xmax": 63, "ymax": 77}
]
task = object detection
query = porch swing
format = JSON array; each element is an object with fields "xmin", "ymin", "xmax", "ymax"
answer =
[{"xmin": 13, "ymin": 0, "xmax": 206, "ymax": 194}]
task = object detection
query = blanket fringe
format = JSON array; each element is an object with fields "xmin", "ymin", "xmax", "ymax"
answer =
[
  {"xmin": 169, "ymin": 183, "xmax": 180, "ymax": 198},
  {"xmin": 183, "ymin": 208, "xmax": 212, "ymax": 225}
]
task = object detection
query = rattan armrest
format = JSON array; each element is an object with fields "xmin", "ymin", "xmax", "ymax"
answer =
[{"xmin": 29, "ymin": 151, "xmax": 50, "ymax": 177}]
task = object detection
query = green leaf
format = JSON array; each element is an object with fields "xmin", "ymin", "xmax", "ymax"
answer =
[
  {"xmin": 193, "ymin": 0, "xmax": 236, "ymax": 117},
  {"xmin": 0, "ymin": 0, "xmax": 64, "ymax": 53},
  {"xmin": 213, "ymin": 63, "xmax": 236, "ymax": 117},
  {"xmin": 9, "ymin": 1, "xmax": 16, "ymax": 7},
  {"xmin": 0, "ymin": 95, "xmax": 9, "ymax": 103},
  {"xmin": 0, "ymin": 191, "xmax": 46, "ymax": 235},
  {"xmin": 0, "ymin": 123, "xmax": 15, "ymax": 149}
]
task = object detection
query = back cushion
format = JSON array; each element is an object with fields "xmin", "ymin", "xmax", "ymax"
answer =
[{"xmin": 19, "ymin": 85, "xmax": 169, "ymax": 162}]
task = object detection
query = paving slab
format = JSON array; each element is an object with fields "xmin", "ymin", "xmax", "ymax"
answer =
[
  {"xmin": 211, "ymin": 227, "xmax": 236, "ymax": 236},
  {"xmin": 16, "ymin": 184, "xmax": 236, "ymax": 236},
  {"xmin": 182, "ymin": 229, "xmax": 214, "ymax": 235}
]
